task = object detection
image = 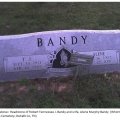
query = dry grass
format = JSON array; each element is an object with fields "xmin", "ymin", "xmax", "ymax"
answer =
[{"xmin": 0, "ymin": 73, "xmax": 120, "ymax": 108}]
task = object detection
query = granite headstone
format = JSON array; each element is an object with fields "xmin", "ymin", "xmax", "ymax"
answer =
[{"xmin": 0, "ymin": 30, "xmax": 120, "ymax": 81}]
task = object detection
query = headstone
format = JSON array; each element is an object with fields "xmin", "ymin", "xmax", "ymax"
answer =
[{"xmin": 0, "ymin": 30, "xmax": 120, "ymax": 81}]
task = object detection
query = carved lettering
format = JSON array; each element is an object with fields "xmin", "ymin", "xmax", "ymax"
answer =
[
  {"xmin": 60, "ymin": 37, "xmax": 66, "ymax": 45},
  {"xmin": 48, "ymin": 38, "xmax": 54, "ymax": 46},
  {"xmin": 37, "ymin": 38, "xmax": 43, "ymax": 47},
  {"xmin": 81, "ymin": 35, "xmax": 87, "ymax": 44},
  {"xmin": 71, "ymin": 36, "xmax": 77, "ymax": 45}
]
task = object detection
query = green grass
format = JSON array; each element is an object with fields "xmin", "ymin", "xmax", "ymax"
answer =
[
  {"xmin": 0, "ymin": 2, "xmax": 120, "ymax": 108},
  {"xmin": 0, "ymin": 2, "xmax": 120, "ymax": 35}
]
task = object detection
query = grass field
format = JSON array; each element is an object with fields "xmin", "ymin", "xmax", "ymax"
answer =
[
  {"xmin": 0, "ymin": 2, "xmax": 120, "ymax": 108},
  {"xmin": 1, "ymin": 2, "xmax": 120, "ymax": 35}
]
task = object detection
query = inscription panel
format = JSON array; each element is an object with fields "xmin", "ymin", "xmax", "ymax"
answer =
[
  {"xmin": 80, "ymin": 50, "xmax": 119, "ymax": 65},
  {"xmin": 4, "ymin": 55, "xmax": 49, "ymax": 72}
]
